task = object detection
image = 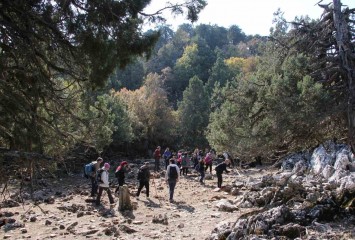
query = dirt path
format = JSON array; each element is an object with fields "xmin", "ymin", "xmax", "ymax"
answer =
[{"xmin": 0, "ymin": 167, "xmax": 266, "ymax": 239}]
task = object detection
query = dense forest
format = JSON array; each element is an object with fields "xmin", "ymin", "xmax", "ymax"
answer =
[{"xmin": 0, "ymin": 0, "xmax": 354, "ymax": 168}]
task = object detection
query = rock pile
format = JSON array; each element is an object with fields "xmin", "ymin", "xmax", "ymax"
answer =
[{"xmin": 209, "ymin": 140, "xmax": 355, "ymax": 239}]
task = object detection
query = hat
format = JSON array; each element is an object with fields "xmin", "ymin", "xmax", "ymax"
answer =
[
  {"xmin": 121, "ymin": 161, "xmax": 128, "ymax": 166},
  {"xmin": 104, "ymin": 163, "xmax": 110, "ymax": 169}
]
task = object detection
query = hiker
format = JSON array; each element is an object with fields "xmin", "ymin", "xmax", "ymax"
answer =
[
  {"xmin": 96, "ymin": 163, "xmax": 115, "ymax": 206},
  {"xmin": 191, "ymin": 151, "xmax": 199, "ymax": 169},
  {"xmin": 222, "ymin": 151, "xmax": 235, "ymax": 167},
  {"xmin": 163, "ymin": 147, "xmax": 172, "ymax": 169},
  {"xmin": 197, "ymin": 157, "xmax": 205, "ymax": 183},
  {"xmin": 153, "ymin": 146, "xmax": 161, "ymax": 172},
  {"xmin": 176, "ymin": 150, "xmax": 182, "ymax": 170},
  {"xmin": 165, "ymin": 157, "xmax": 180, "ymax": 202},
  {"xmin": 215, "ymin": 159, "xmax": 231, "ymax": 188},
  {"xmin": 136, "ymin": 162, "xmax": 151, "ymax": 199},
  {"xmin": 114, "ymin": 161, "xmax": 130, "ymax": 194},
  {"xmin": 181, "ymin": 152, "xmax": 190, "ymax": 176},
  {"xmin": 204, "ymin": 150, "xmax": 215, "ymax": 174},
  {"xmin": 86, "ymin": 157, "xmax": 103, "ymax": 197}
]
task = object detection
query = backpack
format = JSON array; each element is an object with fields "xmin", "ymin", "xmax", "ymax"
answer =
[
  {"xmin": 181, "ymin": 157, "xmax": 187, "ymax": 166},
  {"xmin": 137, "ymin": 168, "xmax": 144, "ymax": 180},
  {"xmin": 137, "ymin": 168, "xmax": 149, "ymax": 181},
  {"xmin": 96, "ymin": 169, "xmax": 104, "ymax": 183},
  {"xmin": 204, "ymin": 155, "xmax": 212, "ymax": 164},
  {"xmin": 115, "ymin": 168, "xmax": 122, "ymax": 178},
  {"xmin": 168, "ymin": 166, "xmax": 178, "ymax": 180},
  {"xmin": 84, "ymin": 163, "xmax": 95, "ymax": 178}
]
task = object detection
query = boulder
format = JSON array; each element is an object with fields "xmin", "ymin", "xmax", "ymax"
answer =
[{"xmin": 118, "ymin": 185, "xmax": 132, "ymax": 211}]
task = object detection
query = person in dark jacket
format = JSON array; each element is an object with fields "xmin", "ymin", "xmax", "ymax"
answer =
[
  {"xmin": 136, "ymin": 162, "xmax": 151, "ymax": 199},
  {"xmin": 114, "ymin": 161, "xmax": 130, "ymax": 194},
  {"xmin": 88, "ymin": 157, "xmax": 103, "ymax": 197},
  {"xmin": 165, "ymin": 157, "xmax": 180, "ymax": 203},
  {"xmin": 197, "ymin": 158, "xmax": 205, "ymax": 183},
  {"xmin": 215, "ymin": 159, "xmax": 230, "ymax": 188}
]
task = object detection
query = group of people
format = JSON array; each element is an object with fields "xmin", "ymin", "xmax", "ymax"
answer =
[
  {"xmin": 86, "ymin": 147, "xmax": 232, "ymax": 206},
  {"xmin": 85, "ymin": 157, "xmax": 131, "ymax": 206}
]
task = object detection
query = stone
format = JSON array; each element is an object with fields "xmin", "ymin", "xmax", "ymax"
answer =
[
  {"xmin": 152, "ymin": 214, "xmax": 168, "ymax": 225},
  {"xmin": 118, "ymin": 185, "xmax": 133, "ymax": 211},
  {"xmin": 67, "ymin": 221, "xmax": 78, "ymax": 231},
  {"xmin": 133, "ymin": 221, "xmax": 143, "ymax": 225},
  {"xmin": 278, "ymin": 223, "xmax": 306, "ymax": 238},
  {"xmin": 45, "ymin": 219, "xmax": 52, "ymax": 225},
  {"xmin": 216, "ymin": 199, "xmax": 238, "ymax": 212},
  {"xmin": 177, "ymin": 223, "xmax": 184, "ymax": 228},
  {"xmin": 119, "ymin": 225, "xmax": 137, "ymax": 233},
  {"xmin": 77, "ymin": 212, "xmax": 84, "ymax": 218},
  {"xmin": 44, "ymin": 196, "xmax": 55, "ymax": 204},
  {"xmin": 82, "ymin": 229, "xmax": 99, "ymax": 236}
]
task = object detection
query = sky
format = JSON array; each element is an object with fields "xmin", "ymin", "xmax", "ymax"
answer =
[{"xmin": 144, "ymin": 0, "xmax": 354, "ymax": 36}]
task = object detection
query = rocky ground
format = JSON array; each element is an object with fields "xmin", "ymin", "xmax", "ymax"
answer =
[{"xmin": 1, "ymin": 154, "xmax": 355, "ymax": 239}]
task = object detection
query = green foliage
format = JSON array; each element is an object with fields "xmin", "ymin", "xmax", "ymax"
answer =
[
  {"xmin": 0, "ymin": 0, "xmax": 206, "ymax": 155},
  {"xmin": 178, "ymin": 76, "xmax": 210, "ymax": 147},
  {"xmin": 227, "ymin": 25, "xmax": 247, "ymax": 44},
  {"xmin": 207, "ymin": 51, "xmax": 338, "ymax": 158},
  {"xmin": 207, "ymin": 55, "xmax": 234, "ymax": 91},
  {"xmin": 173, "ymin": 38, "xmax": 215, "ymax": 101},
  {"xmin": 80, "ymin": 95, "xmax": 116, "ymax": 153},
  {"xmin": 194, "ymin": 24, "xmax": 229, "ymax": 50},
  {"xmin": 108, "ymin": 59, "xmax": 145, "ymax": 91}
]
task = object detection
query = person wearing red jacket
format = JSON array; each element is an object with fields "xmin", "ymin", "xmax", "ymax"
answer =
[{"xmin": 153, "ymin": 146, "xmax": 161, "ymax": 172}]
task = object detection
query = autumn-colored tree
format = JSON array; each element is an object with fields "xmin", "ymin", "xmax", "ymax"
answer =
[{"xmin": 115, "ymin": 73, "xmax": 177, "ymax": 150}]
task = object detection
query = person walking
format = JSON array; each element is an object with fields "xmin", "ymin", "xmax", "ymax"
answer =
[
  {"xmin": 204, "ymin": 150, "xmax": 214, "ymax": 174},
  {"xmin": 197, "ymin": 158, "xmax": 205, "ymax": 183},
  {"xmin": 215, "ymin": 159, "xmax": 231, "ymax": 188},
  {"xmin": 95, "ymin": 163, "xmax": 115, "ymax": 206},
  {"xmin": 181, "ymin": 152, "xmax": 190, "ymax": 176},
  {"xmin": 163, "ymin": 147, "xmax": 172, "ymax": 169},
  {"xmin": 114, "ymin": 161, "xmax": 130, "ymax": 194},
  {"xmin": 87, "ymin": 157, "xmax": 103, "ymax": 197},
  {"xmin": 191, "ymin": 151, "xmax": 199, "ymax": 170},
  {"xmin": 136, "ymin": 162, "xmax": 151, "ymax": 199},
  {"xmin": 153, "ymin": 146, "xmax": 161, "ymax": 172},
  {"xmin": 165, "ymin": 157, "xmax": 180, "ymax": 203}
]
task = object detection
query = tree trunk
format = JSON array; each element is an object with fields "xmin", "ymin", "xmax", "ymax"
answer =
[{"xmin": 333, "ymin": 0, "xmax": 355, "ymax": 152}]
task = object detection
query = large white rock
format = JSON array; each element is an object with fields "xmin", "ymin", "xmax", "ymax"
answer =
[
  {"xmin": 310, "ymin": 144, "xmax": 335, "ymax": 175},
  {"xmin": 337, "ymin": 174, "xmax": 355, "ymax": 193}
]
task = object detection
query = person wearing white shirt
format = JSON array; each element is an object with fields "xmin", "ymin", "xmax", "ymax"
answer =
[{"xmin": 95, "ymin": 163, "xmax": 114, "ymax": 206}]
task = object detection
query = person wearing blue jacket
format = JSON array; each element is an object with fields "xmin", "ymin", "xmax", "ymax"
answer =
[{"xmin": 163, "ymin": 147, "xmax": 172, "ymax": 169}]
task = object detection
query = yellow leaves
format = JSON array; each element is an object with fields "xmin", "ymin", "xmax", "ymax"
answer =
[{"xmin": 224, "ymin": 56, "xmax": 259, "ymax": 76}]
